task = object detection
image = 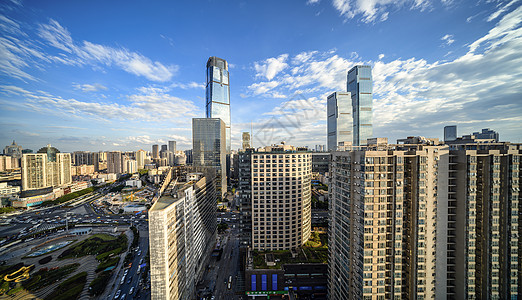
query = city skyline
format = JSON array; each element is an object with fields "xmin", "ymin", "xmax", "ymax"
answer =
[{"xmin": 1, "ymin": 1, "xmax": 521, "ymax": 152}]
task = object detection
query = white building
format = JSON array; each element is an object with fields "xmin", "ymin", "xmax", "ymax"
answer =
[{"xmin": 149, "ymin": 168, "xmax": 217, "ymax": 300}]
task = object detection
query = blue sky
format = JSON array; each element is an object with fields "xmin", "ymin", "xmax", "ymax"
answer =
[{"xmin": 1, "ymin": 0, "xmax": 521, "ymax": 152}]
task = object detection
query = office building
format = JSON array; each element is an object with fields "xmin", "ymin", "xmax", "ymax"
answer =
[
  {"xmin": 444, "ymin": 125, "xmax": 457, "ymax": 142},
  {"xmin": 22, "ymin": 145, "xmax": 72, "ymax": 191},
  {"xmin": 206, "ymin": 56, "xmax": 231, "ymax": 153},
  {"xmin": 185, "ymin": 150, "xmax": 193, "ymax": 165},
  {"xmin": 152, "ymin": 144, "xmax": 159, "ymax": 159},
  {"xmin": 238, "ymin": 144, "xmax": 312, "ymax": 250},
  {"xmin": 347, "ymin": 65, "xmax": 373, "ymax": 146},
  {"xmin": 107, "ymin": 151, "xmax": 123, "ymax": 174},
  {"xmin": 327, "ymin": 92, "xmax": 352, "ymax": 151},
  {"xmin": 444, "ymin": 141, "xmax": 521, "ymax": 299},
  {"xmin": 3, "ymin": 140, "xmax": 23, "ymax": 159},
  {"xmin": 472, "ymin": 128, "xmax": 499, "ymax": 142},
  {"xmin": 242, "ymin": 132, "xmax": 251, "ymax": 150},
  {"xmin": 311, "ymin": 152, "xmax": 330, "ymax": 174},
  {"xmin": 168, "ymin": 141, "xmax": 176, "ymax": 153},
  {"xmin": 328, "ymin": 138, "xmax": 449, "ymax": 300},
  {"xmin": 192, "ymin": 118, "xmax": 227, "ymax": 196},
  {"xmin": 149, "ymin": 167, "xmax": 217, "ymax": 300}
]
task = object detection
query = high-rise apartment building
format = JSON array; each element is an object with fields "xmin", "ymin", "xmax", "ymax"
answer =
[
  {"xmin": 242, "ymin": 132, "xmax": 251, "ymax": 150},
  {"xmin": 22, "ymin": 145, "xmax": 72, "ymax": 191},
  {"xmin": 136, "ymin": 149, "xmax": 146, "ymax": 170},
  {"xmin": 152, "ymin": 144, "xmax": 159, "ymax": 159},
  {"xmin": 149, "ymin": 167, "xmax": 217, "ymax": 300},
  {"xmin": 347, "ymin": 65, "xmax": 373, "ymax": 146},
  {"xmin": 328, "ymin": 138, "xmax": 449, "ymax": 300},
  {"xmin": 206, "ymin": 56, "xmax": 231, "ymax": 153},
  {"xmin": 107, "ymin": 151, "xmax": 123, "ymax": 174},
  {"xmin": 93, "ymin": 151, "xmax": 107, "ymax": 172},
  {"xmin": 192, "ymin": 118, "xmax": 227, "ymax": 196},
  {"xmin": 73, "ymin": 151, "xmax": 93, "ymax": 166},
  {"xmin": 445, "ymin": 141, "xmax": 521, "ymax": 299},
  {"xmin": 238, "ymin": 144, "xmax": 312, "ymax": 250},
  {"xmin": 327, "ymin": 92, "xmax": 353, "ymax": 151}
]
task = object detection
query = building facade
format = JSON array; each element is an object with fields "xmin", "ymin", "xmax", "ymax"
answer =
[
  {"xmin": 149, "ymin": 167, "xmax": 217, "ymax": 300},
  {"xmin": 242, "ymin": 132, "xmax": 251, "ymax": 150},
  {"xmin": 444, "ymin": 125, "xmax": 457, "ymax": 142},
  {"xmin": 206, "ymin": 56, "xmax": 231, "ymax": 154},
  {"xmin": 327, "ymin": 92, "xmax": 352, "ymax": 151},
  {"xmin": 3, "ymin": 140, "xmax": 22, "ymax": 159},
  {"xmin": 107, "ymin": 151, "xmax": 123, "ymax": 174},
  {"xmin": 73, "ymin": 151, "xmax": 93, "ymax": 166},
  {"xmin": 152, "ymin": 144, "xmax": 159, "ymax": 159},
  {"xmin": 192, "ymin": 118, "xmax": 227, "ymax": 196},
  {"xmin": 347, "ymin": 65, "xmax": 373, "ymax": 146},
  {"xmin": 445, "ymin": 142, "xmax": 521, "ymax": 299},
  {"xmin": 328, "ymin": 139, "xmax": 449, "ymax": 300},
  {"xmin": 238, "ymin": 144, "xmax": 312, "ymax": 250},
  {"xmin": 22, "ymin": 145, "xmax": 72, "ymax": 191}
]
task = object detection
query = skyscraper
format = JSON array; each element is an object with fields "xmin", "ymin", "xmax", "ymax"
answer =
[
  {"xmin": 152, "ymin": 144, "xmax": 159, "ymax": 159},
  {"xmin": 206, "ymin": 56, "xmax": 231, "ymax": 153},
  {"xmin": 347, "ymin": 65, "xmax": 373, "ymax": 146},
  {"xmin": 328, "ymin": 138, "xmax": 449, "ymax": 300},
  {"xmin": 327, "ymin": 92, "xmax": 352, "ymax": 151},
  {"xmin": 192, "ymin": 118, "xmax": 227, "ymax": 196},
  {"xmin": 168, "ymin": 141, "xmax": 176, "ymax": 153},
  {"xmin": 444, "ymin": 125, "xmax": 457, "ymax": 142},
  {"xmin": 238, "ymin": 144, "xmax": 312, "ymax": 250}
]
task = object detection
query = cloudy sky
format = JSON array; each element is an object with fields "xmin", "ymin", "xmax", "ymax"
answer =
[{"xmin": 1, "ymin": 0, "xmax": 521, "ymax": 152}]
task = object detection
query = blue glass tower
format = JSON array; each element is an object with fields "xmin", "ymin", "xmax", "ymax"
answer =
[
  {"xmin": 206, "ymin": 56, "xmax": 231, "ymax": 153},
  {"xmin": 347, "ymin": 65, "xmax": 373, "ymax": 146}
]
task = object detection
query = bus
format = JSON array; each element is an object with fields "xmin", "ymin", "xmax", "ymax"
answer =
[{"xmin": 228, "ymin": 275, "xmax": 232, "ymax": 289}]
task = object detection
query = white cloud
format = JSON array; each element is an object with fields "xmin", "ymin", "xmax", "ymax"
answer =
[
  {"xmin": 170, "ymin": 81, "xmax": 205, "ymax": 89},
  {"xmin": 73, "ymin": 83, "xmax": 108, "ymax": 92},
  {"xmin": 254, "ymin": 54, "xmax": 289, "ymax": 80},
  {"xmin": 441, "ymin": 34, "xmax": 455, "ymax": 46},
  {"xmin": 0, "ymin": 85, "xmax": 200, "ymax": 124},
  {"xmin": 307, "ymin": 0, "xmax": 321, "ymax": 4},
  {"xmin": 1, "ymin": 18, "xmax": 177, "ymax": 83},
  {"xmin": 331, "ymin": 0, "xmax": 450, "ymax": 23},
  {"xmin": 247, "ymin": 5, "xmax": 522, "ymax": 145}
]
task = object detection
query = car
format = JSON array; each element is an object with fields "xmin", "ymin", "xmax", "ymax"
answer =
[
  {"xmin": 120, "ymin": 294, "xmax": 126, "ymax": 300},
  {"xmin": 129, "ymin": 287, "xmax": 135, "ymax": 294},
  {"xmin": 127, "ymin": 278, "xmax": 131, "ymax": 284},
  {"xmin": 114, "ymin": 290, "xmax": 121, "ymax": 299}
]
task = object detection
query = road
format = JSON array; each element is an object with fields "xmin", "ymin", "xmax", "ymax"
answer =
[
  {"xmin": 106, "ymin": 224, "xmax": 150, "ymax": 300},
  {"xmin": 198, "ymin": 210, "xmax": 242, "ymax": 300}
]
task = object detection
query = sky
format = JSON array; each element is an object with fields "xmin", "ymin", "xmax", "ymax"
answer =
[{"xmin": 1, "ymin": 0, "xmax": 521, "ymax": 152}]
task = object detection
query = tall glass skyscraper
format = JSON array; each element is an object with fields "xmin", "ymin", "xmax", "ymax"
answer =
[
  {"xmin": 327, "ymin": 92, "xmax": 352, "ymax": 151},
  {"xmin": 347, "ymin": 65, "xmax": 373, "ymax": 146},
  {"xmin": 192, "ymin": 118, "xmax": 227, "ymax": 196},
  {"xmin": 206, "ymin": 56, "xmax": 231, "ymax": 153}
]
